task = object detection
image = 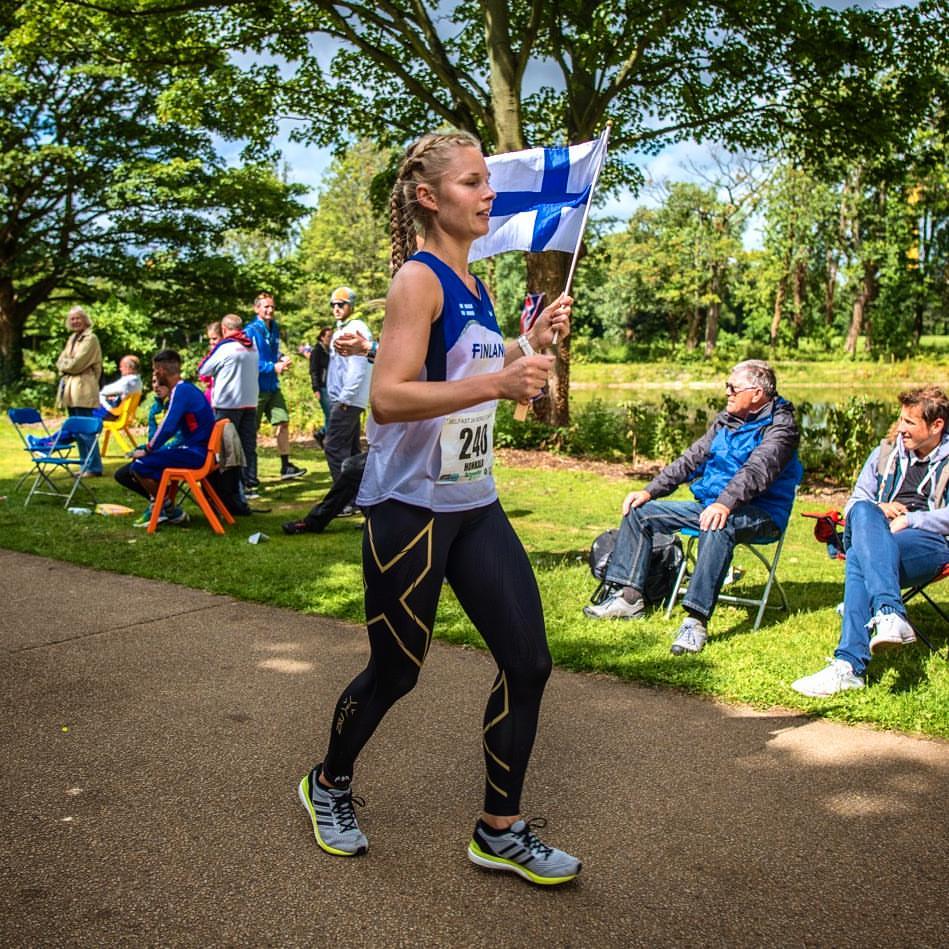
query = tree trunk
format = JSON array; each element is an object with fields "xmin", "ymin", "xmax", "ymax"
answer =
[
  {"xmin": 685, "ymin": 306, "xmax": 702, "ymax": 351},
  {"xmin": 526, "ymin": 250, "xmax": 571, "ymax": 426},
  {"xmin": 823, "ymin": 251, "xmax": 838, "ymax": 326},
  {"xmin": 844, "ymin": 263, "xmax": 877, "ymax": 358},
  {"xmin": 913, "ymin": 298, "xmax": 924, "ymax": 349},
  {"xmin": 704, "ymin": 302, "xmax": 720, "ymax": 356},
  {"xmin": 482, "ymin": 0, "xmax": 525, "ymax": 151},
  {"xmin": 770, "ymin": 276, "xmax": 787, "ymax": 347},
  {"xmin": 791, "ymin": 259, "xmax": 805, "ymax": 344},
  {"xmin": 0, "ymin": 281, "xmax": 26, "ymax": 388},
  {"xmin": 704, "ymin": 268, "xmax": 721, "ymax": 356}
]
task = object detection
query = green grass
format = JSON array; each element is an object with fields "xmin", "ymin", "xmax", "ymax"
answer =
[{"xmin": 2, "ymin": 420, "xmax": 948, "ymax": 740}]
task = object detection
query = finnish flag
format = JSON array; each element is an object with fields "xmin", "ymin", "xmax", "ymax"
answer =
[{"xmin": 469, "ymin": 133, "xmax": 608, "ymax": 263}]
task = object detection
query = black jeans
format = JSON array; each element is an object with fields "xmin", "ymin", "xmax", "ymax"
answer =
[
  {"xmin": 323, "ymin": 402, "xmax": 363, "ymax": 483},
  {"xmin": 302, "ymin": 451, "xmax": 367, "ymax": 531}
]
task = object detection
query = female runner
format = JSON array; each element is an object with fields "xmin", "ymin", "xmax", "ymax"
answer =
[{"xmin": 298, "ymin": 130, "xmax": 581, "ymax": 886}]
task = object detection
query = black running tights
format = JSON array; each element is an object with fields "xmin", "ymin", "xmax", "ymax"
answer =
[{"xmin": 323, "ymin": 498, "xmax": 551, "ymax": 816}]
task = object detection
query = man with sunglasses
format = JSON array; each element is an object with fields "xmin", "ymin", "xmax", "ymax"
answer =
[
  {"xmin": 584, "ymin": 360, "xmax": 803, "ymax": 655},
  {"xmin": 324, "ymin": 286, "xmax": 374, "ymax": 485}
]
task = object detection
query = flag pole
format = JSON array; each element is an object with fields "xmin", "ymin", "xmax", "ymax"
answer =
[
  {"xmin": 550, "ymin": 122, "xmax": 611, "ymax": 353},
  {"xmin": 561, "ymin": 122, "xmax": 611, "ymax": 304},
  {"xmin": 516, "ymin": 124, "xmax": 611, "ymax": 421}
]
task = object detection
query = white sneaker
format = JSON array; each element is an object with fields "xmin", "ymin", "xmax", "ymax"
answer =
[
  {"xmin": 867, "ymin": 612, "xmax": 916, "ymax": 655},
  {"xmin": 670, "ymin": 617, "xmax": 707, "ymax": 655},
  {"xmin": 582, "ymin": 590, "xmax": 645, "ymax": 620},
  {"xmin": 791, "ymin": 658, "xmax": 865, "ymax": 697}
]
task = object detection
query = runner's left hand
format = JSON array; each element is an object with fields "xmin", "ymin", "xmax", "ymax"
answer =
[{"xmin": 529, "ymin": 294, "xmax": 572, "ymax": 349}]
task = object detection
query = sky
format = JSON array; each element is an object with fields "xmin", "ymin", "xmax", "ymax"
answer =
[
  {"xmin": 231, "ymin": 0, "xmax": 910, "ymax": 244},
  {"xmin": 264, "ymin": 120, "xmax": 720, "ymax": 220}
]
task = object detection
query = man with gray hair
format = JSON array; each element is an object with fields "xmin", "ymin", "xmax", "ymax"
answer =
[
  {"xmin": 584, "ymin": 360, "xmax": 803, "ymax": 655},
  {"xmin": 198, "ymin": 313, "xmax": 259, "ymax": 495}
]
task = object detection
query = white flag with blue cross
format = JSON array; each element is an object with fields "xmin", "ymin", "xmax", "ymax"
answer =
[{"xmin": 469, "ymin": 132, "xmax": 609, "ymax": 263}]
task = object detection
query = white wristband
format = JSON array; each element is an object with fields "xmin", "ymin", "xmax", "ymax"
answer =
[{"xmin": 517, "ymin": 334, "xmax": 535, "ymax": 357}]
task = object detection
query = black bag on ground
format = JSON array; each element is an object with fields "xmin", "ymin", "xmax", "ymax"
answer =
[
  {"xmin": 588, "ymin": 528, "xmax": 683, "ymax": 607},
  {"xmin": 205, "ymin": 467, "xmax": 252, "ymax": 516}
]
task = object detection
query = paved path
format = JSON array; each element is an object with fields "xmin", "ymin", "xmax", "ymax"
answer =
[{"xmin": 2, "ymin": 549, "xmax": 947, "ymax": 947}]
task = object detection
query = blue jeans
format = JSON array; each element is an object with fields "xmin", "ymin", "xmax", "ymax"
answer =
[
  {"xmin": 67, "ymin": 406, "xmax": 103, "ymax": 476},
  {"xmin": 604, "ymin": 499, "xmax": 781, "ymax": 620},
  {"xmin": 836, "ymin": 501, "xmax": 949, "ymax": 675}
]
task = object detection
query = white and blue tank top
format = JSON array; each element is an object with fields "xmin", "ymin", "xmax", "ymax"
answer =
[{"xmin": 356, "ymin": 251, "xmax": 505, "ymax": 512}]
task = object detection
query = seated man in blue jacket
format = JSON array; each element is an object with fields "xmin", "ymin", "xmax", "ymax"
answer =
[
  {"xmin": 584, "ymin": 360, "xmax": 803, "ymax": 656},
  {"xmin": 114, "ymin": 349, "xmax": 215, "ymax": 527},
  {"xmin": 793, "ymin": 386, "xmax": 949, "ymax": 696}
]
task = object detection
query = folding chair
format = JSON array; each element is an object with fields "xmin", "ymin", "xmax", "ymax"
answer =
[
  {"xmin": 665, "ymin": 526, "xmax": 790, "ymax": 630},
  {"xmin": 803, "ymin": 509, "xmax": 949, "ymax": 661},
  {"xmin": 100, "ymin": 390, "xmax": 142, "ymax": 457},
  {"xmin": 7, "ymin": 408, "xmax": 59, "ymax": 491},
  {"xmin": 23, "ymin": 415, "xmax": 103, "ymax": 508},
  {"xmin": 147, "ymin": 419, "xmax": 235, "ymax": 535}
]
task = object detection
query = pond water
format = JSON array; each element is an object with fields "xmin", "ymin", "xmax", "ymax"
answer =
[{"xmin": 571, "ymin": 379, "xmax": 920, "ymax": 408}]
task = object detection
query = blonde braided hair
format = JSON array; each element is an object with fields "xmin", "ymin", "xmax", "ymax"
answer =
[{"xmin": 389, "ymin": 130, "xmax": 482, "ymax": 275}]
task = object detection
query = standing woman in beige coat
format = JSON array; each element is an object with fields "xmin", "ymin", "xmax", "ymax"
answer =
[{"xmin": 56, "ymin": 306, "xmax": 104, "ymax": 476}]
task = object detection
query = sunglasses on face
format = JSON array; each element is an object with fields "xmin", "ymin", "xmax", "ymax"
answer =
[
  {"xmin": 331, "ymin": 302, "xmax": 349, "ymax": 309},
  {"xmin": 725, "ymin": 382, "xmax": 757, "ymax": 395}
]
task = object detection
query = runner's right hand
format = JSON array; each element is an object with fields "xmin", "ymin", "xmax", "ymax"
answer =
[{"xmin": 499, "ymin": 354, "xmax": 553, "ymax": 403}]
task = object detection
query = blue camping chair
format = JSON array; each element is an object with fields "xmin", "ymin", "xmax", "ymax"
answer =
[
  {"xmin": 24, "ymin": 415, "xmax": 104, "ymax": 508},
  {"xmin": 6, "ymin": 407, "xmax": 68, "ymax": 492}
]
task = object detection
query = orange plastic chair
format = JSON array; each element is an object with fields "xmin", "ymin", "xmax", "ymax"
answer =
[
  {"xmin": 100, "ymin": 390, "xmax": 143, "ymax": 456},
  {"xmin": 147, "ymin": 419, "xmax": 236, "ymax": 534}
]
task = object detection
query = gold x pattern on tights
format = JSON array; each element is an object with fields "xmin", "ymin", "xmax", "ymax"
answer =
[{"xmin": 365, "ymin": 515, "xmax": 435, "ymax": 669}]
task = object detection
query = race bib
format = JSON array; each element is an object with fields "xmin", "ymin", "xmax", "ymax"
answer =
[{"xmin": 437, "ymin": 407, "xmax": 495, "ymax": 483}]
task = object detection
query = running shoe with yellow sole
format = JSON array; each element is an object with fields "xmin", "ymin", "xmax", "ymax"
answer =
[
  {"xmin": 297, "ymin": 765, "xmax": 367, "ymax": 857},
  {"xmin": 467, "ymin": 818, "xmax": 581, "ymax": 885}
]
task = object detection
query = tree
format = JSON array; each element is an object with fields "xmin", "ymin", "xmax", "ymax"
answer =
[
  {"xmin": 757, "ymin": 164, "xmax": 839, "ymax": 349},
  {"xmin": 81, "ymin": 0, "xmax": 947, "ymax": 421},
  {"xmin": 586, "ymin": 182, "xmax": 746, "ymax": 354},
  {"xmin": 0, "ymin": 2, "xmax": 307, "ymax": 387},
  {"xmin": 292, "ymin": 140, "xmax": 392, "ymax": 338}
]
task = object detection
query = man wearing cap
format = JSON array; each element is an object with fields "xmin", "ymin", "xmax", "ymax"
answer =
[
  {"xmin": 245, "ymin": 291, "xmax": 306, "ymax": 482},
  {"xmin": 324, "ymin": 286, "xmax": 373, "ymax": 484}
]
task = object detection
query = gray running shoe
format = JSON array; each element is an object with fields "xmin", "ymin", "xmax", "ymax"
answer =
[
  {"xmin": 583, "ymin": 590, "xmax": 645, "ymax": 620},
  {"xmin": 467, "ymin": 818, "xmax": 581, "ymax": 886},
  {"xmin": 297, "ymin": 766, "xmax": 368, "ymax": 857},
  {"xmin": 791, "ymin": 658, "xmax": 865, "ymax": 697},
  {"xmin": 867, "ymin": 611, "xmax": 916, "ymax": 654},
  {"xmin": 670, "ymin": 617, "xmax": 707, "ymax": 655}
]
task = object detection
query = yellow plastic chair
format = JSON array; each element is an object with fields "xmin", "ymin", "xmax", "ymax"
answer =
[{"xmin": 100, "ymin": 390, "xmax": 142, "ymax": 456}]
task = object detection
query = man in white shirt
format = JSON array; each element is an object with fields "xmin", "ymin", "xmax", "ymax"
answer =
[
  {"xmin": 96, "ymin": 355, "xmax": 143, "ymax": 419},
  {"xmin": 324, "ymin": 286, "xmax": 373, "ymax": 483}
]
